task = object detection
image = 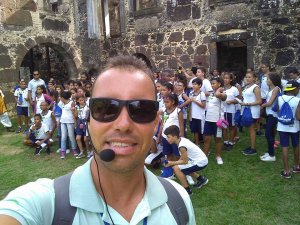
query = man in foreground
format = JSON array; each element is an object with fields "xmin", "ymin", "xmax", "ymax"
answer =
[{"xmin": 0, "ymin": 55, "xmax": 196, "ymax": 225}]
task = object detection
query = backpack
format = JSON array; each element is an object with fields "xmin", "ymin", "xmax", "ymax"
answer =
[
  {"xmin": 278, "ymin": 96, "xmax": 294, "ymax": 125},
  {"xmin": 241, "ymin": 106, "xmax": 253, "ymax": 127},
  {"xmin": 271, "ymin": 89, "xmax": 282, "ymax": 113},
  {"xmin": 53, "ymin": 103, "xmax": 62, "ymax": 117},
  {"xmin": 52, "ymin": 172, "xmax": 189, "ymax": 225},
  {"xmin": 234, "ymin": 109, "xmax": 242, "ymax": 126}
]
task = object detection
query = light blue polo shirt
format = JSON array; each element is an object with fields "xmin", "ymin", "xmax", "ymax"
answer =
[{"xmin": 0, "ymin": 159, "xmax": 196, "ymax": 225}]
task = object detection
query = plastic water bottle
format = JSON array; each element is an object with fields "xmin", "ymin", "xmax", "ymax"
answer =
[{"xmin": 18, "ymin": 93, "xmax": 23, "ymax": 105}]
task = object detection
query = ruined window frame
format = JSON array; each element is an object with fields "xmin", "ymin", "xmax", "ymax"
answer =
[{"xmin": 131, "ymin": 0, "xmax": 163, "ymax": 17}]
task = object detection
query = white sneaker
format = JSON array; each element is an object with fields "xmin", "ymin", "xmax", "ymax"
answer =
[
  {"xmin": 66, "ymin": 149, "xmax": 70, "ymax": 154},
  {"xmin": 260, "ymin": 152, "xmax": 269, "ymax": 159},
  {"xmin": 56, "ymin": 148, "xmax": 61, "ymax": 153},
  {"xmin": 186, "ymin": 175, "xmax": 195, "ymax": 185},
  {"xmin": 261, "ymin": 155, "xmax": 276, "ymax": 162},
  {"xmin": 216, "ymin": 156, "xmax": 223, "ymax": 165}
]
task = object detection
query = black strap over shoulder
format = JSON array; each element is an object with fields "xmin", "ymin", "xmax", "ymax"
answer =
[
  {"xmin": 157, "ymin": 177, "xmax": 189, "ymax": 225},
  {"xmin": 52, "ymin": 173, "xmax": 189, "ymax": 225},
  {"xmin": 52, "ymin": 172, "xmax": 76, "ymax": 225}
]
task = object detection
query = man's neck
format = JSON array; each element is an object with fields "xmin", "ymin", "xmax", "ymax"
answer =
[{"xmin": 90, "ymin": 159, "xmax": 146, "ymax": 221}]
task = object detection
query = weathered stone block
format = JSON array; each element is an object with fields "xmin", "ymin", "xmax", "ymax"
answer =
[
  {"xmin": 187, "ymin": 46, "xmax": 194, "ymax": 55},
  {"xmin": 0, "ymin": 55, "xmax": 12, "ymax": 68},
  {"xmin": 216, "ymin": 22, "xmax": 238, "ymax": 32},
  {"xmin": 269, "ymin": 35, "xmax": 290, "ymax": 49},
  {"xmin": 17, "ymin": 0, "xmax": 37, "ymax": 11},
  {"xmin": 24, "ymin": 38, "xmax": 37, "ymax": 49},
  {"xmin": 163, "ymin": 47, "xmax": 171, "ymax": 55},
  {"xmin": 275, "ymin": 50, "xmax": 295, "ymax": 66},
  {"xmin": 168, "ymin": 4, "xmax": 191, "ymax": 21},
  {"xmin": 15, "ymin": 44, "xmax": 28, "ymax": 57},
  {"xmin": 192, "ymin": 4, "xmax": 201, "ymax": 19},
  {"xmin": 156, "ymin": 33, "xmax": 165, "ymax": 44},
  {"xmin": 182, "ymin": 61, "xmax": 193, "ymax": 69},
  {"xmin": 180, "ymin": 54, "xmax": 190, "ymax": 62},
  {"xmin": 168, "ymin": 58, "xmax": 178, "ymax": 69},
  {"xmin": 271, "ymin": 18, "xmax": 290, "ymax": 25},
  {"xmin": 178, "ymin": 0, "xmax": 191, "ymax": 4},
  {"xmin": 0, "ymin": 44, "xmax": 8, "ymax": 54},
  {"xmin": 0, "ymin": 69, "xmax": 18, "ymax": 82},
  {"xmin": 169, "ymin": 32, "xmax": 182, "ymax": 42},
  {"xmin": 196, "ymin": 45, "xmax": 207, "ymax": 55},
  {"xmin": 4, "ymin": 10, "xmax": 33, "ymax": 26},
  {"xmin": 42, "ymin": 19, "xmax": 69, "ymax": 32},
  {"xmin": 103, "ymin": 41, "xmax": 111, "ymax": 50},
  {"xmin": 175, "ymin": 48, "xmax": 183, "ymax": 55},
  {"xmin": 135, "ymin": 17, "xmax": 159, "ymax": 33},
  {"xmin": 135, "ymin": 34, "xmax": 149, "ymax": 46},
  {"xmin": 284, "ymin": 26, "xmax": 297, "ymax": 35},
  {"xmin": 248, "ymin": 19, "xmax": 260, "ymax": 28},
  {"xmin": 184, "ymin": 30, "xmax": 196, "ymax": 41}
]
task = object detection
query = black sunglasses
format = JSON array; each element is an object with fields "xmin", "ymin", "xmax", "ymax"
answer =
[{"xmin": 89, "ymin": 98, "xmax": 159, "ymax": 123}]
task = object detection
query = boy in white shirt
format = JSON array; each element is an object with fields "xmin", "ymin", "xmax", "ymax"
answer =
[
  {"xmin": 277, "ymin": 80, "xmax": 300, "ymax": 178},
  {"xmin": 14, "ymin": 79, "xmax": 30, "ymax": 133},
  {"xmin": 23, "ymin": 114, "xmax": 51, "ymax": 155},
  {"xmin": 164, "ymin": 125, "xmax": 208, "ymax": 195}
]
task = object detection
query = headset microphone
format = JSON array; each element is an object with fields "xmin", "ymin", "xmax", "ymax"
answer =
[{"xmin": 98, "ymin": 149, "xmax": 116, "ymax": 162}]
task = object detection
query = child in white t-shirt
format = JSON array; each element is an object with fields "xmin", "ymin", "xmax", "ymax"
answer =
[
  {"xmin": 14, "ymin": 79, "xmax": 30, "ymax": 133},
  {"xmin": 23, "ymin": 114, "xmax": 51, "ymax": 155},
  {"xmin": 277, "ymin": 80, "xmax": 300, "ymax": 178},
  {"xmin": 164, "ymin": 125, "xmax": 208, "ymax": 195},
  {"xmin": 203, "ymin": 77, "xmax": 227, "ymax": 165}
]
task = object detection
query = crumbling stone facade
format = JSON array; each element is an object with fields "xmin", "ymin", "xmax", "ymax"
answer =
[
  {"xmin": 0, "ymin": 0, "xmax": 100, "ymax": 112},
  {"xmin": 1, "ymin": 0, "xmax": 300, "ymax": 112},
  {"xmin": 100, "ymin": 0, "xmax": 300, "ymax": 76}
]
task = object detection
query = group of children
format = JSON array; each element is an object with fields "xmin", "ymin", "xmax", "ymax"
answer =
[
  {"xmin": 12, "ymin": 74, "xmax": 93, "ymax": 159},
  {"xmin": 5, "ymin": 65, "xmax": 300, "ymax": 196},
  {"xmin": 145, "ymin": 66, "xmax": 300, "ymax": 195}
]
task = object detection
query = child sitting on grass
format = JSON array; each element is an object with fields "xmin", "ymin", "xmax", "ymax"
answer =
[
  {"xmin": 164, "ymin": 125, "xmax": 208, "ymax": 195},
  {"xmin": 23, "ymin": 114, "xmax": 51, "ymax": 155}
]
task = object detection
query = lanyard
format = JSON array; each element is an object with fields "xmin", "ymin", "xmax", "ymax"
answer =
[{"xmin": 99, "ymin": 213, "xmax": 148, "ymax": 225}]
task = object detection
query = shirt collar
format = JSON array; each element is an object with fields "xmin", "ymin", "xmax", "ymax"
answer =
[{"xmin": 69, "ymin": 159, "xmax": 168, "ymax": 213}]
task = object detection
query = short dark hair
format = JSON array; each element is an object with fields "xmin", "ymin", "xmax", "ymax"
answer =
[
  {"xmin": 164, "ymin": 125, "xmax": 180, "ymax": 137},
  {"xmin": 192, "ymin": 78, "xmax": 202, "ymax": 86},
  {"xmin": 95, "ymin": 55, "xmax": 156, "ymax": 98},
  {"xmin": 165, "ymin": 93, "xmax": 179, "ymax": 106},
  {"xmin": 34, "ymin": 114, "xmax": 42, "ymax": 120},
  {"xmin": 289, "ymin": 68, "xmax": 299, "ymax": 74},
  {"xmin": 162, "ymin": 82, "xmax": 174, "ymax": 92},
  {"xmin": 60, "ymin": 90, "xmax": 72, "ymax": 100},
  {"xmin": 198, "ymin": 66, "xmax": 206, "ymax": 74}
]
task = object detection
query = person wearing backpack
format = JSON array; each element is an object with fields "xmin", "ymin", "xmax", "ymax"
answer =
[
  {"xmin": 260, "ymin": 73, "xmax": 281, "ymax": 162},
  {"xmin": 0, "ymin": 55, "xmax": 195, "ymax": 225},
  {"xmin": 277, "ymin": 80, "xmax": 300, "ymax": 179},
  {"xmin": 241, "ymin": 71, "xmax": 262, "ymax": 155}
]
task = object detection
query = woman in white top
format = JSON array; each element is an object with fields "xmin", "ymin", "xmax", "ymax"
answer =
[
  {"xmin": 260, "ymin": 73, "xmax": 281, "ymax": 162},
  {"xmin": 241, "ymin": 71, "xmax": 262, "ymax": 155},
  {"xmin": 203, "ymin": 77, "xmax": 227, "ymax": 165}
]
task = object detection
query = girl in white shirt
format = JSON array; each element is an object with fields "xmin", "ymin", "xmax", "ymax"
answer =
[
  {"xmin": 260, "ymin": 73, "xmax": 281, "ymax": 162},
  {"xmin": 58, "ymin": 91, "xmax": 78, "ymax": 159},
  {"xmin": 223, "ymin": 73, "xmax": 240, "ymax": 150},
  {"xmin": 241, "ymin": 71, "xmax": 262, "ymax": 155},
  {"xmin": 158, "ymin": 93, "xmax": 184, "ymax": 162},
  {"xmin": 203, "ymin": 77, "xmax": 227, "ymax": 165}
]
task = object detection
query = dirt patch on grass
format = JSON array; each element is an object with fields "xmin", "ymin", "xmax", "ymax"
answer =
[{"xmin": 0, "ymin": 133, "xmax": 25, "ymax": 155}]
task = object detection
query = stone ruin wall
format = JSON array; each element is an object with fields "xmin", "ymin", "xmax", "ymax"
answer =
[
  {"xmin": 102, "ymin": 0, "xmax": 300, "ymax": 77},
  {"xmin": 0, "ymin": 0, "xmax": 101, "ymax": 113}
]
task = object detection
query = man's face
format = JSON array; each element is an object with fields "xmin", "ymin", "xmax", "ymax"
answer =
[
  {"xmin": 261, "ymin": 65, "xmax": 269, "ymax": 74},
  {"xmin": 33, "ymin": 71, "xmax": 40, "ymax": 80},
  {"xmin": 89, "ymin": 68, "xmax": 159, "ymax": 173}
]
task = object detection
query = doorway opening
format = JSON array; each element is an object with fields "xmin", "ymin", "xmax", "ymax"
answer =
[{"xmin": 217, "ymin": 40, "xmax": 247, "ymax": 77}]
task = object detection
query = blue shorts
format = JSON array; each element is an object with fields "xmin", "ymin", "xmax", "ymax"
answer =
[
  {"xmin": 16, "ymin": 106, "xmax": 29, "ymax": 116},
  {"xmin": 278, "ymin": 131, "xmax": 299, "ymax": 148},
  {"xmin": 162, "ymin": 137, "xmax": 179, "ymax": 156},
  {"xmin": 181, "ymin": 165, "xmax": 207, "ymax": 175},
  {"xmin": 203, "ymin": 121, "xmax": 218, "ymax": 136},
  {"xmin": 189, "ymin": 118, "xmax": 202, "ymax": 134},
  {"xmin": 224, "ymin": 112, "xmax": 235, "ymax": 127},
  {"xmin": 75, "ymin": 120, "xmax": 87, "ymax": 136}
]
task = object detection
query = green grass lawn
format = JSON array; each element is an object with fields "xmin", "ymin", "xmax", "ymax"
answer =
[{"xmin": 0, "ymin": 119, "xmax": 300, "ymax": 225}]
